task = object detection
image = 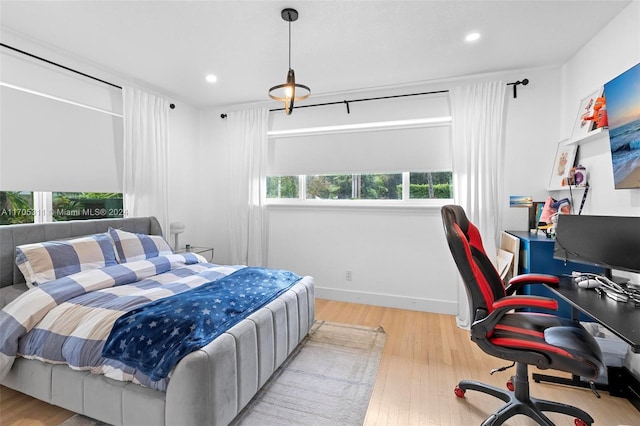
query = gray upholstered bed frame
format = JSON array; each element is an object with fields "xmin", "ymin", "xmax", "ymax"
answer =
[{"xmin": 0, "ymin": 217, "xmax": 315, "ymax": 425}]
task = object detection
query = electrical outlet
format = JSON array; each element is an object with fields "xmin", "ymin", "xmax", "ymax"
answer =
[{"xmin": 346, "ymin": 270, "xmax": 352, "ymax": 281}]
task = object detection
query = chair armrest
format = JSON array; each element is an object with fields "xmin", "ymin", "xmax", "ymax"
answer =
[
  {"xmin": 492, "ymin": 295, "xmax": 559, "ymax": 313},
  {"xmin": 471, "ymin": 295, "xmax": 559, "ymax": 340},
  {"xmin": 504, "ymin": 273, "xmax": 559, "ymax": 295}
]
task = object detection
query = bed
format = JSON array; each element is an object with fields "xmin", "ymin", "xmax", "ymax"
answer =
[{"xmin": 0, "ymin": 217, "xmax": 315, "ymax": 425}]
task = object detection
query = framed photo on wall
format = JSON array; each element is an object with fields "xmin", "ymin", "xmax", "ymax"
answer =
[
  {"xmin": 548, "ymin": 141, "xmax": 577, "ymax": 189},
  {"xmin": 571, "ymin": 88, "xmax": 604, "ymax": 141}
]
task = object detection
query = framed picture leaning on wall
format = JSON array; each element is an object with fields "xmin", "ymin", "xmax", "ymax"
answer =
[
  {"xmin": 571, "ymin": 88, "xmax": 604, "ymax": 141},
  {"xmin": 548, "ymin": 141, "xmax": 577, "ymax": 190}
]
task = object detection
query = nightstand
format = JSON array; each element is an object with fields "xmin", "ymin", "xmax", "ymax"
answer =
[{"xmin": 177, "ymin": 246, "xmax": 214, "ymax": 262}]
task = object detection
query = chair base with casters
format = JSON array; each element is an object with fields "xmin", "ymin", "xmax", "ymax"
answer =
[{"xmin": 454, "ymin": 362, "xmax": 592, "ymax": 426}]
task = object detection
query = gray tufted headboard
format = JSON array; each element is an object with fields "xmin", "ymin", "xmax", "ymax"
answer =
[{"xmin": 0, "ymin": 217, "xmax": 162, "ymax": 289}]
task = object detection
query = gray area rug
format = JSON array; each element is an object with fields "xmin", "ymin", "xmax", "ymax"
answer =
[{"xmin": 60, "ymin": 320, "xmax": 386, "ymax": 426}]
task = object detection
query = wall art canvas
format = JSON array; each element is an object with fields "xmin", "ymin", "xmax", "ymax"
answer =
[
  {"xmin": 509, "ymin": 195, "xmax": 533, "ymax": 208},
  {"xmin": 604, "ymin": 63, "xmax": 640, "ymax": 189}
]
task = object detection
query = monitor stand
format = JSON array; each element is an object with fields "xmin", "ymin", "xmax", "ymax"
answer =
[{"xmin": 604, "ymin": 268, "xmax": 631, "ymax": 285}]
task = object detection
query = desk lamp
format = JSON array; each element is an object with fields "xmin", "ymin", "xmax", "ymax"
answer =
[{"xmin": 169, "ymin": 222, "xmax": 185, "ymax": 252}]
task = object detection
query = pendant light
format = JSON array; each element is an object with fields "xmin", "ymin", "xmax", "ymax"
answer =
[{"xmin": 268, "ymin": 8, "xmax": 310, "ymax": 115}]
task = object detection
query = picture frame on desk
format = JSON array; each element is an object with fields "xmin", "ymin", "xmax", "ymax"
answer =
[
  {"xmin": 528, "ymin": 201, "xmax": 545, "ymax": 231},
  {"xmin": 548, "ymin": 141, "xmax": 577, "ymax": 190},
  {"xmin": 499, "ymin": 232, "xmax": 520, "ymax": 282}
]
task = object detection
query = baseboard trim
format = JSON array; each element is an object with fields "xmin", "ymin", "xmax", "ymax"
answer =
[{"xmin": 316, "ymin": 287, "xmax": 458, "ymax": 315}]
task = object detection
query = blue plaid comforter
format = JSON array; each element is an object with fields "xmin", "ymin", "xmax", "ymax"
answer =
[{"xmin": 0, "ymin": 254, "xmax": 247, "ymax": 390}]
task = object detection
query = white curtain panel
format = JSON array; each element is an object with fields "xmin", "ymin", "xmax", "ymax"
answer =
[
  {"xmin": 122, "ymin": 87, "xmax": 170, "ymax": 236},
  {"xmin": 450, "ymin": 81, "xmax": 507, "ymax": 328},
  {"xmin": 227, "ymin": 109, "xmax": 269, "ymax": 266}
]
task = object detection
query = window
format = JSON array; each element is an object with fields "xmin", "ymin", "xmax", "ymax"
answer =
[
  {"xmin": 268, "ymin": 172, "xmax": 452, "ymax": 201},
  {"xmin": 0, "ymin": 191, "xmax": 34, "ymax": 224},
  {"xmin": 0, "ymin": 191, "xmax": 123, "ymax": 225},
  {"xmin": 266, "ymin": 91, "xmax": 453, "ymax": 205},
  {"xmin": 306, "ymin": 173, "xmax": 403, "ymax": 200},
  {"xmin": 1, "ymin": 49, "xmax": 123, "ymax": 205},
  {"xmin": 408, "ymin": 172, "xmax": 453, "ymax": 199},
  {"xmin": 52, "ymin": 192, "xmax": 124, "ymax": 221},
  {"xmin": 266, "ymin": 176, "xmax": 299, "ymax": 199}
]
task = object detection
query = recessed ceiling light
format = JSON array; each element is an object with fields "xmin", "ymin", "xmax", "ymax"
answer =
[
  {"xmin": 465, "ymin": 32, "xmax": 481, "ymax": 42},
  {"xmin": 205, "ymin": 74, "xmax": 217, "ymax": 83}
]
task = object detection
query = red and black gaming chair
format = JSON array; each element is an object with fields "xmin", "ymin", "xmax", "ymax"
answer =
[{"xmin": 441, "ymin": 205, "xmax": 604, "ymax": 426}]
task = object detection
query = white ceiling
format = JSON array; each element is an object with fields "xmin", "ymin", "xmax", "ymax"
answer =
[{"xmin": 0, "ymin": 1, "xmax": 632, "ymax": 109}]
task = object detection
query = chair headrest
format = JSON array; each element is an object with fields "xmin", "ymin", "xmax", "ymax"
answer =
[{"xmin": 442, "ymin": 205, "xmax": 470, "ymax": 236}]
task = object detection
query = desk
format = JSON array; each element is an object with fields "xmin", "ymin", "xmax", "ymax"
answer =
[
  {"xmin": 549, "ymin": 277, "xmax": 640, "ymax": 353},
  {"xmin": 536, "ymin": 277, "xmax": 640, "ymax": 409}
]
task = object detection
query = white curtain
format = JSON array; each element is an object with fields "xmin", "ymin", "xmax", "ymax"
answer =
[
  {"xmin": 450, "ymin": 81, "xmax": 507, "ymax": 328},
  {"xmin": 227, "ymin": 109, "xmax": 269, "ymax": 266},
  {"xmin": 122, "ymin": 87, "xmax": 170, "ymax": 236}
]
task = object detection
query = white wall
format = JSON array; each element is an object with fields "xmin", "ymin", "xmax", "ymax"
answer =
[
  {"xmin": 559, "ymin": 1, "xmax": 640, "ymax": 220},
  {"xmin": 203, "ymin": 66, "xmax": 563, "ymax": 315},
  {"xmin": 254, "ymin": 1, "xmax": 639, "ymax": 314},
  {"xmin": 559, "ymin": 0, "xmax": 640, "ymax": 379},
  {"xmin": 559, "ymin": 2, "xmax": 640, "ymax": 283},
  {"xmin": 166, "ymin": 102, "xmax": 213, "ymax": 249},
  {"xmin": 197, "ymin": 108, "xmax": 232, "ymax": 262}
]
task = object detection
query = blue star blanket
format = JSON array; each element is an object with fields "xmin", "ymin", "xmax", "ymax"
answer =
[{"xmin": 101, "ymin": 267, "xmax": 301, "ymax": 381}]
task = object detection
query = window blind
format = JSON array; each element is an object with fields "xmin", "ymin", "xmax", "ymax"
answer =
[
  {"xmin": 267, "ymin": 91, "xmax": 452, "ymax": 176},
  {"xmin": 268, "ymin": 125, "xmax": 451, "ymax": 175},
  {"xmin": 0, "ymin": 50, "xmax": 123, "ymax": 192}
]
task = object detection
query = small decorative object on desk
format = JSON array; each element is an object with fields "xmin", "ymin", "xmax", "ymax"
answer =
[
  {"xmin": 538, "ymin": 197, "xmax": 571, "ymax": 238},
  {"xmin": 185, "ymin": 244, "xmax": 191, "ymax": 252}
]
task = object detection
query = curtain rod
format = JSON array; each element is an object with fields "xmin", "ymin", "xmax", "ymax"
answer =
[
  {"xmin": 220, "ymin": 79, "xmax": 529, "ymax": 118},
  {"xmin": 1, "ymin": 42, "xmax": 176, "ymax": 109}
]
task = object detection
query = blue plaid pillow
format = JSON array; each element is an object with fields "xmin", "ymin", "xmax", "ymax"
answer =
[
  {"xmin": 108, "ymin": 227, "xmax": 173, "ymax": 263},
  {"xmin": 16, "ymin": 233, "xmax": 117, "ymax": 287}
]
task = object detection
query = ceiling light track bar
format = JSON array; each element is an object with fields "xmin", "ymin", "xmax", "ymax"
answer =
[
  {"xmin": 1, "ymin": 42, "xmax": 176, "ymax": 109},
  {"xmin": 221, "ymin": 79, "xmax": 528, "ymax": 118}
]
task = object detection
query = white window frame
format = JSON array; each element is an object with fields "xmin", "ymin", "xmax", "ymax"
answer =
[{"xmin": 33, "ymin": 191, "xmax": 53, "ymax": 223}]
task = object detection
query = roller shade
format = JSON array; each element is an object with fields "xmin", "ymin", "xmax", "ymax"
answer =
[
  {"xmin": 0, "ymin": 50, "xmax": 123, "ymax": 192},
  {"xmin": 268, "ymin": 125, "xmax": 451, "ymax": 175},
  {"xmin": 267, "ymin": 90, "xmax": 452, "ymax": 176}
]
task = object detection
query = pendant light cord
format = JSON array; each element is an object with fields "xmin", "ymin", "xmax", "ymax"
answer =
[{"xmin": 288, "ymin": 14, "xmax": 292, "ymax": 69}]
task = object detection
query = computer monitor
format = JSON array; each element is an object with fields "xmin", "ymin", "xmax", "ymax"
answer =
[{"xmin": 553, "ymin": 214, "xmax": 640, "ymax": 277}]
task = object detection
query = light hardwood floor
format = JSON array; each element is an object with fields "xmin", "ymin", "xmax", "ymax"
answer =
[{"xmin": 1, "ymin": 299, "xmax": 638, "ymax": 425}]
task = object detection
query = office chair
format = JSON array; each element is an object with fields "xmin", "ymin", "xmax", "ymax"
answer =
[{"xmin": 441, "ymin": 205, "xmax": 604, "ymax": 426}]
